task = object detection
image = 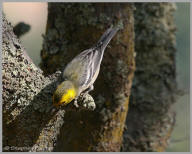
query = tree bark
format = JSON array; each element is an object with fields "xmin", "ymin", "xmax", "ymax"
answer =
[
  {"xmin": 3, "ymin": 2, "xmax": 177, "ymax": 152},
  {"xmin": 3, "ymin": 3, "xmax": 135, "ymax": 152},
  {"xmin": 2, "ymin": 16, "xmax": 96, "ymax": 152},
  {"xmin": 40, "ymin": 3, "xmax": 135, "ymax": 152},
  {"xmin": 3, "ymin": 15, "xmax": 59, "ymax": 152},
  {"xmin": 122, "ymin": 3, "xmax": 177, "ymax": 152}
]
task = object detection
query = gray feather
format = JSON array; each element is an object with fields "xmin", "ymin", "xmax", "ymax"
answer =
[{"xmin": 63, "ymin": 27, "xmax": 119, "ymax": 95}]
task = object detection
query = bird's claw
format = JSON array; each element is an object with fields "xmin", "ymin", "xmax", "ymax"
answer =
[{"xmin": 73, "ymin": 99, "xmax": 79, "ymax": 108}]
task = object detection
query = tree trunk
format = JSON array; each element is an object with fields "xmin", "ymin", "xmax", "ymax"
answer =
[
  {"xmin": 3, "ymin": 3, "xmax": 135, "ymax": 152},
  {"xmin": 3, "ymin": 2, "xmax": 177, "ymax": 152},
  {"xmin": 40, "ymin": 3, "xmax": 135, "ymax": 152},
  {"xmin": 2, "ymin": 15, "xmax": 96, "ymax": 152},
  {"xmin": 2, "ymin": 15, "xmax": 59, "ymax": 152},
  {"xmin": 122, "ymin": 3, "xmax": 177, "ymax": 152}
]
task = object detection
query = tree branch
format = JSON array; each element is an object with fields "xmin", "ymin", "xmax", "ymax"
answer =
[
  {"xmin": 40, "ymin": 3, "xmax": 135, "ymax": 152},
  {"xmin": 2, "ymin": 15, "xmax": 95, "ymax": 152}
]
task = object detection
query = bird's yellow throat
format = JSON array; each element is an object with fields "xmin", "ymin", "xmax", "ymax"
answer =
[{"xmin": 59, "ymin": 88, "xmax": 76, "ymax": 105}]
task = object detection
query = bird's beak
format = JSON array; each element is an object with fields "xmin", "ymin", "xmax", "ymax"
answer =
[{"xmin": 63, "ymin": 101, "xmax": 70, "ymax": 106}]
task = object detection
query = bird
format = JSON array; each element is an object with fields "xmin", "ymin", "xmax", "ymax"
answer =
[{"xmin": 52, "ymin": 26, "xmax": 119, "ymax": 107}]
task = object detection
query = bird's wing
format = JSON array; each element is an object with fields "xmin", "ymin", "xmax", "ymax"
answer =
[
  {"xmin": 63, "ymin": 48, "xmax": 102, "ymax": 91},
  {"xmin": 63, "ymin": 26, "xmax": 119, "ymax": 92}
]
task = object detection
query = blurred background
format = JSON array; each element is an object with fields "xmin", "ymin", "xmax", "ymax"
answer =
[{"xmin": 3, "ymin": 2, "xmax": 190, "ymax": 152}]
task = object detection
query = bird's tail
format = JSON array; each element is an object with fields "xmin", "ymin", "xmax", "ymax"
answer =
[{"xmin": 95, "ymin": 26, "xmax": 119, "ymax": 52}]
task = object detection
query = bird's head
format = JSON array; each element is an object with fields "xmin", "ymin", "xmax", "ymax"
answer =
[{"xmin": 52, "ymin": 81, "xmax": 77, "ymax": 107}]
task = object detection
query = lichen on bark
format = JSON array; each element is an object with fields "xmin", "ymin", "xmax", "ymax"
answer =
[
  {"xmin": 40, "ymin": 3, "xmax": 135, "ymax": 152},
  {"xmin": 2, "ymin": 15, "xmax": 97, "ymax": 152},
  {"xmin": 3, "ymin": 2, "xmax": 177, "ymax": 152},
  {"xmin": 122, "ymin": 3, "xmax": 177, "ymax": 152}
]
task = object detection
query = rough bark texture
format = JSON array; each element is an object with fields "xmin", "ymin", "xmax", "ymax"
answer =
[
  {"xmin": 3, "ymin": 2, "xmax": 178, "ymax": 152},
  {"xmin": 122, "ymin": 3, "xmax": 177, "ymax": 152},
  {"xmin": 3, "ymin": 16, "xmax": 60, "ymax": 152},
  {"xmin": 2, "ymin": 16, "xmax": 96, "ymax": 152},
  {"xmin": 40, "ymin": 3, "xmax": 135, "ymax": 152}
]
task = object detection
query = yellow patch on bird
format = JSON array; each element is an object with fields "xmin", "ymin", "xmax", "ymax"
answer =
[{"xmin": 59, "ymin": 88, "xmax": 76, "ymax": 105}]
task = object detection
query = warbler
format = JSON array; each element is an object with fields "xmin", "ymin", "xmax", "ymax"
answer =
[{"xmin": 53, "ymin": 26, "xmax": 119, "ymax": 107}]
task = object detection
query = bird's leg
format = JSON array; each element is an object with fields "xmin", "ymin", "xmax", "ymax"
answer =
[
  {"xmin": 73, "ymin": 98, "xmax": 79, "ymax": 108},
  {"xmin": 73, "ymin": 85, "xmax": 94, "ymax": 107},
  {"xmin": 87, "ymin": 85, "xmax": 94, "ymax": 93},
  {"xmin": 79, "ymin": 85, "xmax": 94, "ymax": 101},
  {"xmin": 82, "ymin": 85, "xmax": 94, "ymax": 96}
]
